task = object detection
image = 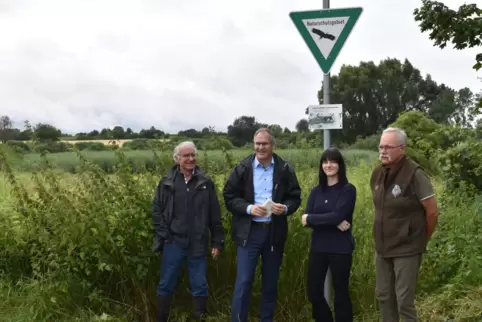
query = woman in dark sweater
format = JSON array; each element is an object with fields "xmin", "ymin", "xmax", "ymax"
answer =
[{"xmin": 302, "ymin": 147, "xmax": 357, "ymax": 322}]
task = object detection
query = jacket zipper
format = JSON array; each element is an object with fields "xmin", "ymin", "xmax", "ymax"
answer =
[
  {"xmin": 380, "ymin": 172, "xmax": 386, "ymax": 253},
  {"xmin": 270, "ymin": 163, "xmax": 288, "ymax": 251},
  {"xmin": 270, "ymin": 182, "xmax": 279, "ymax": 252}
]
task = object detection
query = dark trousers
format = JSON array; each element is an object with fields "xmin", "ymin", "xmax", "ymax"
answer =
[
  {"xmin": 156, "ymin": 242, "xmax": 208, "ymax": 297},
  {"xmin": 231, "ymin": 222, "xmax": 284, "ymax": 322},
  {"xmin": 307, "ymin": 251, "xmax": 353, "ymax": 322}
]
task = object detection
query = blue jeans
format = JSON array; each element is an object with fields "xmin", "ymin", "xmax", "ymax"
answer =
[
  {"xmin": 231, "ymin": 223, "xmax": 284, "ymax": 322},
  {"xmin": 156, "ymin": 242, "xmax": 208, "ymax": 297}
]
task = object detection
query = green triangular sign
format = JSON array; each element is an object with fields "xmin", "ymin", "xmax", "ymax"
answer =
[{"xmin": 289, "ymin": 7, "xmax": 363, "ymax": 74}]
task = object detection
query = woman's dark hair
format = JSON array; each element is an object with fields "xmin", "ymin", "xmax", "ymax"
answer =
[{"xmin": 318, "ymin": 147, "xmax": 348, "ymax": 190}]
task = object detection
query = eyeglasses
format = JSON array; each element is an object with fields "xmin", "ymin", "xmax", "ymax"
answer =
[{"xmin": 378, "ymin": 144, "xmax": 403, "ymax": 151}]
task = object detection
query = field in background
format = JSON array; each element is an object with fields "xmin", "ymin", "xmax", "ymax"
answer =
[
  {"xmin": 61, "ymin": 138, "xmax": 169, "ymax": 147},
  {"xmin": 1, "ymin": 148, "xmax": 482, "ymax": 321},
  {"xmin": 61, "ymin": 139, "xmax": 133, "ymax": 147},
  {"xmin": 0, "ymin": 138, "xmax": 170, "ymax": 148},
  {"xmin": 13, "ymin": 148, "xmax": 379, "ymax": 174}
]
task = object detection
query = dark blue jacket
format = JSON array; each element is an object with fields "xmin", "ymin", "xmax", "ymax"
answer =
[
  {"xmin": 305, "ymin": 181, "xmax": 356, "ymax": 254},
  {"xmin": 151, "ymin": 165, "xmax": 225, "ymax": 257}
]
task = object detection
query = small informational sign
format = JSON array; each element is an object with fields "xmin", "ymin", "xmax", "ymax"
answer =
[{"xmin": 307, "ymin": 104, "xmax": 343, "ymax": 130}]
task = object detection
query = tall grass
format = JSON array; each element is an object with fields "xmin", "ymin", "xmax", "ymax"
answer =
[{"xmin": 0, "ymin": 148, "xmax": 481, "ymax": 321}]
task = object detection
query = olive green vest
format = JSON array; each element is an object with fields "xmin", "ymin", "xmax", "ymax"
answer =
[{"xmin": 370, "ymin": 156, "xmax": 427, "ymax": 258}]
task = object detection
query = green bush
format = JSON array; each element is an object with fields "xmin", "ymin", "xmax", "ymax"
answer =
[
  {"xmin": 200, "ymin": 137, "xmax": 234, "ymax": 150},
  {"xmin": 123, "ymin": 139, "xmax": 154, "ymax": 150},
  {"xmin": 349, "ymin": 134, "xmax": 381, "ymax": 151},
  {"xmin": 438, "ymin": 139, "xmax": 482, "ymax": 193},
  {"xmin": 5, "ymin": 141, "xmax": 31, "ymax": 153},
  {"xmin": 73, "ymin": 142, "xmax": 110, "ymax": 151},
  {"xmin": 389, "ymin": 110, "xmax": 442, "ymax": 174},
  {"xmin": 0, "ymin": 148, "xmax": 481, "ymax": 321},
  {"xmin": 33, "ymin": 142, "xmax": 72, "ymax": 154}
]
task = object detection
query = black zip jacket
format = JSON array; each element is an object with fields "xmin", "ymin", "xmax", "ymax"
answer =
[
  {"xmin": 151, "ymin": 165, "xmax": 225, "ymax": 257},
  {"xmin": 222, "ymin": 153, "xmax": 302, "ymax": 250}
]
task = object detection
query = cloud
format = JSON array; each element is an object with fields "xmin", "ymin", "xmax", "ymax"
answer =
[{"xmin": 0, "ymin": 0, "xmax": 480, "ymax": 134}]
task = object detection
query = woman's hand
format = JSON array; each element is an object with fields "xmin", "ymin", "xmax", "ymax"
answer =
[{"xmin": 337, "ymin": 220, "xmax": 351, "ymax": 231}]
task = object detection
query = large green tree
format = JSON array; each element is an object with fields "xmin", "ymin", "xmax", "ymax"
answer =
[
  {"xmin": 0, "ymin": 115, "xmax": 13, "ymax": 143},
  {"xmin": 295, "ymin": 119, "xmax": 309, "ymax": 132},
  {"xmin": 317, "ymin": 58, "xmax": 463, "ymax": 144},
  {"xmin": 427, "ymin": 86, "xmax": 479, "ymax": 126},
  {"xmin": 227, "ymin": 116, "xmax": 268, "ymax": 147},
  {"xmin": 34, "ymin": 123, "xmax": 62, "ymax": 142}
]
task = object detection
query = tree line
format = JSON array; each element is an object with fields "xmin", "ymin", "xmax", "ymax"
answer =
[{"xmin": 1, "ymin": 57, "xmax": 481, "ymax": 149}]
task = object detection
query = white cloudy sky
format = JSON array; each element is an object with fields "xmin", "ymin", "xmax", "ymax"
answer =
[{"xmin": 0, "ymin": 0, "xmax": 480, "ymax": 134}]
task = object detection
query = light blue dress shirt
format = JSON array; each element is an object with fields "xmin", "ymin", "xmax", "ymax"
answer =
[{"xmin": 246, "ymin": 157, "xmax": 287, "ymax": 222}]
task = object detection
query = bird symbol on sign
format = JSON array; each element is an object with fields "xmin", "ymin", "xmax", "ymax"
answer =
[{"xmin": 311, "ymin": 28, "xmax": 336, "ymax": 41}]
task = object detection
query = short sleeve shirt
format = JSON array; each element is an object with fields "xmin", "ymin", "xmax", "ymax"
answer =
[{"xmin": 412, "ymin": 168, "xmax": 435, "ymax": 201}]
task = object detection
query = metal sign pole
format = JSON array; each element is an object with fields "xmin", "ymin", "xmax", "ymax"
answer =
[
  {"xmin": 291, "ymin": 0, "xmax": 363, "ymax": 311},
  {"xmin": 322, "ymin": 0, "xmax": 333, "ymax": 308}
]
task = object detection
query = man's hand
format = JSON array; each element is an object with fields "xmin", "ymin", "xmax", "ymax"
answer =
[
  {"xmin": 251, "ymin": 205, "xmax": 267, "ymax": 217},
  {"xmin": 271, "ymin": 203, "xmax": 286, "ymax": 215},
  {"xmin": 337, "ymin": 220, "xmax": 351, "ymax": 231},
  {"xmin": 301, "ymin": 214, "xmax": 308, "ymax": 226},
  {"xmin": 211, "ymin": 248, "xmax": 220, "ymax": 259}
]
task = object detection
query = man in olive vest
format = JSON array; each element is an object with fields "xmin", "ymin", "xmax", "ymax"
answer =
[{"xmin": 370, "ymin": 127, "xmax": 439, "ymax": 322}]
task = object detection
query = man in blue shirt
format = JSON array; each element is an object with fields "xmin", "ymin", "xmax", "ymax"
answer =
[{"xmin": 223, "ymin": 128, "xmax": 302, "ymax": 322}]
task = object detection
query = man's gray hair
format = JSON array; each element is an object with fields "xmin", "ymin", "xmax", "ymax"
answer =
[
  {"xmin": 253, "ymin": 127, "xmax": 276, "ymax": 145},
  {"xmin": 383, "ymin": 127, "xmax": 408, "ymax": 145},
  {"xmin": 172, "ymin": 141, "xmax": 197, "ymax": 162}
]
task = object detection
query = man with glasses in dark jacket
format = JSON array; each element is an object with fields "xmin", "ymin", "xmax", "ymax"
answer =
[
  {"xmin": 223, "ymin": 128, "xmax": 302, "ymax": 322},
  {"xmin": 152, "ymin": 141, "xmax": 225, "ymax": 322}
]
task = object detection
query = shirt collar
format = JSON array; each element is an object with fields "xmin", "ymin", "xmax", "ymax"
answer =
[
  {"xmin": 254, "ymin": 156, "xmax": 274, "ymax": 168},
  {"xmin": 177, "ymin": 165, "xmax": 196, "ymax": 176}
]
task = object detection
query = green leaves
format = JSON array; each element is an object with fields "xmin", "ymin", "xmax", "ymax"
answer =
[
  {"xmin": 413, "ymin": 1, "xmax": 481, "ymax": 69},
  {"xmin": 388, "ymin": 110, "xmax": 482, "ymax": 195},
  {"xmin": 438, "ymin": 139, "xmax": 482, "ymax": 193},
  {"xmin": 414, "ymin": 1, "xmax": 482, "ymax": 108}
]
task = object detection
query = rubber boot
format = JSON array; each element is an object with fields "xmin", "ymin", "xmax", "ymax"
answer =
[
  {"xmin": 156, "ymin": 295, "xmax": 173, "ymax": 322},
  {"xmin": 191, "ymin": 296, "xmax": 208, "ymax": 320}
]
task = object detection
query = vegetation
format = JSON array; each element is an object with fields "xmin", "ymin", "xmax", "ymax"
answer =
[
  {"xmin": 0, "ymin": 2, "xmax": 481, "ymax": 319},
  {"xmin": 9, "ymin": 148, "xmax": 375, "ymax": 175},
  {"xmin": 1, "ymin": 137, "xmax": 482, "ymax": 321},
  {"xmin": 1, "ymin": 110, "xmax": 482, "ymax": 321}
]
